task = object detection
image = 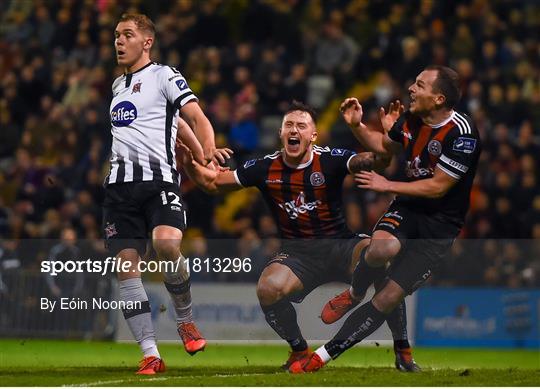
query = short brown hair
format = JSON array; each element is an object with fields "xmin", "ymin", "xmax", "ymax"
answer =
[
  {"xmin": 285, "ymin": 100, "xmax": 317, "ymax": 123},
  {"xmin": 425, "ymin": 65, "xmax": 461, "ymax": 109},
  {"xmin": 118, "ymin": 13, "xmax": 155, "ymax": 37}
]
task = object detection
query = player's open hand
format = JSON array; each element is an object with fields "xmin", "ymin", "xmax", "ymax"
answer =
[
  {"xmin": 212, "ymin": 148, "xmax": 234, "ymax": 165},
  {"xmin": 340, "ymin": 97, "xmax": 363, "ymax": 128},
  {"xmin": 355, "ymin": 170, "xmax": 391, "ymax": 193},
  {"xmin": 379, "ymin": 100, "xmax": 404, "ymax": 132}
]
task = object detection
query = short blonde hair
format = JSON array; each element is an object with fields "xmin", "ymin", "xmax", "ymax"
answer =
[{"xmin": 118, "ymin": 13, "xmax": 155, "ymax": 37}]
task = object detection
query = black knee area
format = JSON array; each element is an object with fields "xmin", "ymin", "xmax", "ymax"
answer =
[
  {"xmin": 260, "ymin": 298, "xmax": 291, "ymax": 314},
  {"xmin": 164, "ymin": 279, "xmax": 191, "ymax": 294},
  {"xmin": 352, "ymin": 247, "xmax": 386, "ymax": 296},
  {"xmin": 122, "ymin": 300, "xmax": 151, "ymax": 319}
]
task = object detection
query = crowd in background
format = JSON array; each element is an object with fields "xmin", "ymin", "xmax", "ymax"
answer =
[{"xmin": 0, "ymin": 0, "xmax": 539, "ymax": 289}]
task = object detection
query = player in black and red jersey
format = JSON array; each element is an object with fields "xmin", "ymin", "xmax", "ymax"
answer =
[
  {"xmin": 289, "ymin": 66, "xmax": 481, "ymax": 373},
  {"xmin": 179, "ymin": 101, "xmax": 420, "ymax": 371}
]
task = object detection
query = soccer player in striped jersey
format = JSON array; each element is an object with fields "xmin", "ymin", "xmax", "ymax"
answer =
[
  {"xmin": 102, "ymin": 13, "xmax": 227, "ymax": 375},
  {"xmin": 289, "ymin": 66, "xmax": 481, "ymax": 373},
  {"xmin": 179, "ymin": 101, "xmax": 420, "ymax": 372}
]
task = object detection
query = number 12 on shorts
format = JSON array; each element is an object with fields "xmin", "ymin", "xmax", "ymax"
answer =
[{"xmin": 160, "ymin": 190, "xmax": 187, "ymax": 226}]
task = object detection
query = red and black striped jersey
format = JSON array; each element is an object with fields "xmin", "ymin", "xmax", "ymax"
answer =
[
  {"xmin": 234, "ymin": 146, "xmax": 356, "ymax": 239},
  {"xmin": 388, "ymin": 110, "xmax": 481, "ymax": 224}
]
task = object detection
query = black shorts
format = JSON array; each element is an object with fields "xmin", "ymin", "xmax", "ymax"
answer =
[
  {"xmin": 373, "ymin": 202, "xmax": 461, "ymax": 294},
  {"xmin": 102, "ymin": 181, "xmax": 187, "ymax": 255},
  {"xmin": 265, "ymin": 234, "xmax": 370, "ymax": 302}
]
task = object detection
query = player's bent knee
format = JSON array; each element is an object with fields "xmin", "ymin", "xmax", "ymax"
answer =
[
  {"xmin": 365, "ymin": 241, "xmax": 400, "ymax": 266},
  {"xmin": 153, "ymin": 239, "xmax": 181, "ymax": 261},
  {"xmin": 256, "ymin": 278, "xmax": 288, "ymax": 306}
]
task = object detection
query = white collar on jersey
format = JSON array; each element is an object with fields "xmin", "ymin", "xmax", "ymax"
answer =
[
  {"xmin": 428, "ymin": 110, "xmax": 456, "ymax": 128},
  {"xmin": 282, "ymin": 149, "xmax": 313, "ymax": 169}
]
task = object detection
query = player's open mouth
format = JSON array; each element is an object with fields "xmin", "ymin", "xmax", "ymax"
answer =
[
  {"xmin": 117, "ymin": 50, "xmax": 125, "ymax": 57},
  {"xmin": 287, "ymin": 138, "xmax": 300, "ymax": 152}
]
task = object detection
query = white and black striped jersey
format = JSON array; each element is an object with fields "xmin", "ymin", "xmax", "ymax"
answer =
[{"xmin": 105, "ymin": 62, "xmax": 197, "ymax": 186}]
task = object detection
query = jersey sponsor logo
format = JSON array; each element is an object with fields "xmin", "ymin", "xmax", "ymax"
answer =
[
  {"xmin": 175, "ymin": 79, "xmax": 188, "ymax": 91},
  {"xmin": 243, "ymin": 159, "xmax": 256, "ymax": 169},
  {"xmin": 278, "ymin": 191, "xmax": 322, "ymax": 220},
  {"xmin": 131, "ymin": 81, "xmax": 142, "ymax": 94},
  {"xmin": 453, "ymin": 137, "xmax": 476, "ymax": 154},
  {"xmin": 428, "ymin": 140, "xmax": 442, "ymax": 156},
  {"xmin": 265, "ymin": 179, "xmax": 283, "ymax": 184},
  {"xmin": 111, "ymin": 101, "xmax": 137, "ymax": 127},
  {"xmin": 310, "ymin": 171, "xmax": 325, "ymax": 186},
  {"xmin": 331, "ymin": 148, "xmax": 346, "ymax": 156},
  {"xmin": 405, "ymin": 156, "xmax": 433, "ymax": 178}
]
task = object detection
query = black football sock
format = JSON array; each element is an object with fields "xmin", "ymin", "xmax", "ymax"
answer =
[
  {"xmin": 261, "ymin": 299, "xmax": 308, "ymax": 352},
  {"xmin": 351, "ymin": 247, "xmax": 386, "ymax": 297},
  {"xmin": 324, "ymin": 301, "xmax": 387, "ymax": 359},
  {"xmin": 374, "ymin": 278, "xmax": 410, "ymax": 349},
  {"xmin": 387, "ymin": 301, "xmax": 410, "ymax": 349}
]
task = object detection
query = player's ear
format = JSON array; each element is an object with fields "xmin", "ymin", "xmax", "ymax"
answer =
[
  {"xmin": 311, "ymin": 130, "xmax": 318, "ymax": 142},
  {"xmin": 143, "ymin": 36, "xmax": 153, "ymax": 50},
  {"xmin": 435, "ymin": 93, "xmax": 446, "ymax": 108}
]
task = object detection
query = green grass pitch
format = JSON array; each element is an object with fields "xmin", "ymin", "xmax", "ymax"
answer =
[{"xmin": 0, "ymin": 339, "xmax": 538, "ymax": 386}]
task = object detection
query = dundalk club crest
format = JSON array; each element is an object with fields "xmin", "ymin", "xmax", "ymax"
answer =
[{"xmin": 131, "ymin": 81, "xmax": 142, "ymax": 94}]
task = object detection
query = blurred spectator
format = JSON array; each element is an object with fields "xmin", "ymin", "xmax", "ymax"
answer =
[{"xmin": 44, "ymin": 227, "xmax": 83, "ymax": 298}]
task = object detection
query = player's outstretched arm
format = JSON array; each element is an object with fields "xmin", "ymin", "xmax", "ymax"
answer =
[
  {"xmin": 177, "ymin": 117, "xmax": 206, "ymax": 166},
  {"xmin": 176, "ymin": 141, "xmax": 217, "ymax": 193},
  {"xmin": 355, "ymin": 167, "xmax": 458, "ymax": 198},
  {"xmin": 177, "ymin": 142, "xmax": 241, "ymax": 194},
  {"xmin": 341, "ymin": 98, "xmax": 401, "ymax": 156},
  {"xmin": 180, "ymin": 101, "xmax": 217, "ymax": 163}
]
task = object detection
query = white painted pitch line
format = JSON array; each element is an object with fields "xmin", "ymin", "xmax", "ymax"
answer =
[
  {"xmin": 63, "ymin": 376, "xmax": 170, "ymax": 387},
  {"xmin": 64, "ymin": 372, "xmax": 273, "ymax": 387}
]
